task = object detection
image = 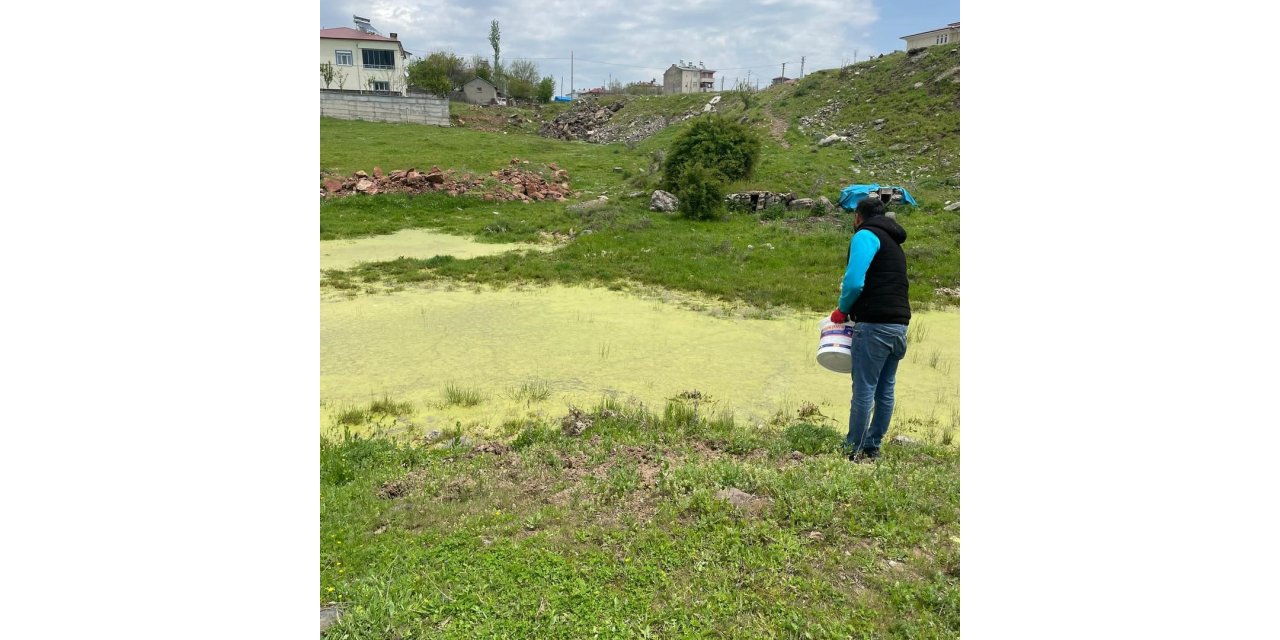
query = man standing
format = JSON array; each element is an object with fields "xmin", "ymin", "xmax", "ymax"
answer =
[{"xmin": 829, "ymin": 196, "xmax": 911, "ymax": 462}]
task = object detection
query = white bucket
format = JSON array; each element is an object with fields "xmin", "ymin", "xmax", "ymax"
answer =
[{"xmin": 817, "ymin": 318, "xmax": 854, "ymax": 373}]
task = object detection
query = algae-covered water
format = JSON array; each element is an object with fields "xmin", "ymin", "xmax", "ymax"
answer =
[
  {"xmin": 320, "ymin": 228, "xmax": 545, "ymax": 271},
  {"xmin": 322, "ymin": 273, "xmax": 959, "ymax": 440}
]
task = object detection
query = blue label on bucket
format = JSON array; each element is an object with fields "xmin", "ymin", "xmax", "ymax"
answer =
[{"xmin": 821, "ymin": 327, "xmax": 853, "ymax": 338}]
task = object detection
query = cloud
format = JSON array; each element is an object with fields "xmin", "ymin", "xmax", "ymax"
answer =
[{"xmin": 322, "ymin": 0, "xmax": 884, "ymax": 90}]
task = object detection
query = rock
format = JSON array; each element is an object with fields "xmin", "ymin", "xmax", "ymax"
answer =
[
  {"xmin": 321, "ymin": 606, "xmax": 342, "ymax": 634},
  {"xmin": 613, "ymin": 166, "xmax": 623, "ymax": 172},
  {"xmin": 715, "ymin": 487, "xmax": 755, "ymax": 507},
  {"xmin": 354, "ymin": 178, "xmax": 375, "ymax": 193},
  {"xmin": 943, "ymin": 201, "xmax": 960, "ymax": 211},
  {"xmin": 372, "ymin": 166, "xmax": 384, "ymax": 178},
  {"xmin": 913, "ymin": 81, "xmax": 924, "ymax": 88},
  {"xmin": 323, "ymin": 178, "xmax": 343, "ymax": 193},
  {"xmin": 788, "ymin": 198, "xmax": 815, "ymax": 210},
  {"xmin": 886, "ymin": 212, "xmax": 896, "ymax": 220},
  {"xmin": 650, "ymin": 190, "xmax": 678, "ymax": 212},
  {"xmin": 354, "ymin": 170, "xmax": 368, "ymax": 178},
  {"xmin": 892, "ymin": 434, "xmax": 918, "ymax": 445},
  {"xmin": 423, "ymin": 172, "xmax": 446, "ymax": 185},
  {"xmin": 816, "ymin": 196, "xmax": 834, "ymax": 213},
  {"xmin": 818, "ymin": 134, "xmax": 847, "ymax": 147},
  {"xmin": 874, "ymin": 118, "xmax": 886, "ymax": 125},
  {"xmin": 888, "ymin": 143, "xmax": 909, "ymax": 152},
  {"xmin": 627, "ymin": 191, "xmax": 647, "ymax": 198}
]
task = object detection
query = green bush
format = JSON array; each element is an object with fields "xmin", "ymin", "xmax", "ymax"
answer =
[
  {"xmin": 674, "ymin": 164, "xmax": 726, "ymax": 221},
  {"xmin": 661, "ymin": 115, "xmax": 762, "ymax": 192}
]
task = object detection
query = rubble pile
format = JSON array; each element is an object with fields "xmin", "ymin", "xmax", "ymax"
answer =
[
  {"xmin": 539, "ymin": 99, "xmax": 625, "ymax": 142},
  {"xmin": 797, "ymin": 100, "xmax": 843, "ymax": 133},
  {"xmin": 321, "ymin": 159, "xmax": 575, "ymax": 202}
]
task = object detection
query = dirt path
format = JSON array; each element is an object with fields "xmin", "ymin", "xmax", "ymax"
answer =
[{"xmin": 765, "ymin": 109, "xmax": 791, "ymax": 148}]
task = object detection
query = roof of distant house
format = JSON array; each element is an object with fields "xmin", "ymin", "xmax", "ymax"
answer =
[
  {"xmin": 321, "ymin": 27, "xmax": 408, "ymax": 56},
  {"xmin": 899, "ymin": 21, "xmax": 960, "ymax": 39}
]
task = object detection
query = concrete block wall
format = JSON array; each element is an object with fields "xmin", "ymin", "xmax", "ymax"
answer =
[{"xmin": 320, "ymin": 91, "xmax": 450, "ymax": 126}]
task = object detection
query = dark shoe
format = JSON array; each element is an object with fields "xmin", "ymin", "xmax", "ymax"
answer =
[{"xmin": 848, "ymin": 449, "xmax": 879, "ymax": 464}]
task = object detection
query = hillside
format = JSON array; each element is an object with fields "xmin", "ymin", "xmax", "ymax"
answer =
[
  {"xmin": 320, "ymin": 45, "xmax": 960, "ymax": 309},
  {"xmin": 456, "ymin": 45, "xmax": 959, "ymax": 207}
]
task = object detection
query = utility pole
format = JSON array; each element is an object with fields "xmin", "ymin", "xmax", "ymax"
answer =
[
  {"xmin": 570, "ymin": 50, "xmax": 574, "ymax": 96},
  {"xmin": 800, "ymin": 55, "xmax": 805, "ymax": 78},
  {"xmin": 746, "ymin": 69, "xmax": 751, "ymax": 87},
  {"xmin": 781, "ymin": 62, "xmax": 786, "ymax": 80},
  {"xmin": 853, "ymin": 49, "xmax": 857, "ymax": 66},
  {"xmin": 720, "ymin": 77, "xmax": 724, "ymax": 91},
  {"xmin": 560, "ymin": 76, "xmax": 563, "ymax": 96}
]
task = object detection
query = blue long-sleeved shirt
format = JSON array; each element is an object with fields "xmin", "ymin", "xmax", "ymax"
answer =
[{"xmin": 838, "ymin": 229, "xmax": 880, "ymax": 313}]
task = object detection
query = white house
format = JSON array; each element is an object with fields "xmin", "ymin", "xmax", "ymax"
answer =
[
  {"xmin": 320, "ymin": 26, "xmax": 410, "ymax": 94},
  {"xmin": 900, "ymin": 22, "xmax": 960, "ymax": 51}
]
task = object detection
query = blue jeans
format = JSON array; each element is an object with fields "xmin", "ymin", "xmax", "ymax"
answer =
[{"xmin": 846, "ymin": 322, "xmax": 909, "ymax": 453}]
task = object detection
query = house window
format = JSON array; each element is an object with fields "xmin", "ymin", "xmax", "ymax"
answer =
[
  {"xmin": 335, "ymin": 50, "xmax": 353, "ymax": 66},
  {"xmin": 362, "ymin": 49, "xmax": 395, "ymax": 69},
  {"xmin": 372, "ymin": 80, "xmax": 390, "ymax": 91},
  {"xmin": 936, "ymin": 34, "xmax": 949, "ymax": 44}
]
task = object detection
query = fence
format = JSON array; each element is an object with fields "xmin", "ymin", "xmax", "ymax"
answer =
[{"xmin": 319, "ymin": 90, "xmax": 449, "ymax": 126}]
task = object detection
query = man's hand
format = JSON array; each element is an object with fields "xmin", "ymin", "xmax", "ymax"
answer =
[{"xmin": 830, "ymin": 309, "xmax": 849, "ymax": 324}]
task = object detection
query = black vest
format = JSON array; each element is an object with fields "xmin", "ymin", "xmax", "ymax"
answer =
[{"xmin": 849, "ymin": 216, "xmax": 911, "ymax": 325}]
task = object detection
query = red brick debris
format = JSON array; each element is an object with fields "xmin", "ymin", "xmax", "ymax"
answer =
[{"xmin": 321, "ymin": 158, "xmax": 574, "ymax": 202}]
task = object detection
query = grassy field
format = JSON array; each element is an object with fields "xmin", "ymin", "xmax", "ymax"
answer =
[
  {"xmin": 321, "ymin": 399, "xmax": 959, "ymax": 638},
  {"xmin": 320, "ymin": 47, "xmax": 959, "ymax": 637}
]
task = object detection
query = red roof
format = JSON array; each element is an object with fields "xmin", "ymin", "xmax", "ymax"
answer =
[
  {"xmin": 899, "ymin": 22, "xmax": 960, "ymax": 39},
  {"xmin": 320, "ymin": 27, "xmax": 399, "ymax": 43}
]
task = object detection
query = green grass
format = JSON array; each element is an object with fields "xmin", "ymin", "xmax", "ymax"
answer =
[
  {"xmin": 442, "ymin": 383, "xmax": 484, "ymax": 407},
  {"xmin": 320, "ymin": 48, "xmax": 960, "ymax": 309},
  {"xmin": 323, "ymin": 195, "xmax": 958, "ymax": 310},
  {"xmin": 510, "ymin": 379, "xmax": 552, "ymax": 404},
  {"xmin": 320, "ymin": 401, "xmax": 959, "ymax": 638}
]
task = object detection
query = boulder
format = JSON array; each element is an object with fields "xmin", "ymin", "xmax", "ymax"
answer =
[
  {"xmin": 649, "ymin": 190, "xmax": 678, "ymax": 212},
  {"xmin": 816, "ymin": 196, "xmax": 834, "ymax": 213},
  {"xmin": 788, "ymin": 198, "xmax": 815, "ymax": 210},
  {"xmin": 818, "ymin": 134, "xmax": 847, "ymax": 147},
  {"xmin": 354, "ymin": 178, "xmax": 375, "ymax": 193},
  {"xmin": 943, "ymin": 201, "xmax": 960, "ymax": 211}
]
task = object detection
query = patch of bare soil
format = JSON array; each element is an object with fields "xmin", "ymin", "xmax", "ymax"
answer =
[{"xmin": 765, "ymin": 109, "xmax": 792, "ymax": 148}]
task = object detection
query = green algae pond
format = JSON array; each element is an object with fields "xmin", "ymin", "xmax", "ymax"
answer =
[{"xmin": 320, "ymin": 232, "xmax": 959, "ymax": 440}]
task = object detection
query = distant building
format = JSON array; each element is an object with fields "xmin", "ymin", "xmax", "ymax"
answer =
[
  {"xmin": 771, "ymin": 76, "xmax": 794, "ymax": 86},
  {"xmin": 462, "ymin": 77, "xmax": 498, "ymax": 105},
  {"xmin": 664, "ymin": 61, "xmax": 716, "ymax": 94},
  {"xmin": 900, "ymin": 21, "xmax": 960, "ymax": 50},
  {"xmin": 320, "ymin": 18, "xmax": 410, "ymax": 94}
]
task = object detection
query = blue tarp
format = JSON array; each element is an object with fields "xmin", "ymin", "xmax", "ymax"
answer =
[
  {"xmin": 553, "ymin": 96, "xmax": 573, "ymax": 102},
  {"xmin": 837, "ymin": 184, "xmax": 918, "ymax": 209}
]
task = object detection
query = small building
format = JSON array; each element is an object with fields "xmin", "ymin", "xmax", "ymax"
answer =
[
  {"xmin": 663, "ymin": 61, "xmax": 716, "ymax": 94},
  {"xmin": 462, "ymin": 77, "xmax": 499, "ymax": 105},
  {"xmin": 771, "ymin": 76, "xmax": 793, "ymax": 86},
  {"xmin": 320, "ymin": 18, "xmax": 410, "ymax": 94},
  {"xmin": 900, "ymin": 21, "xmax": 960, "ymax": 51}
]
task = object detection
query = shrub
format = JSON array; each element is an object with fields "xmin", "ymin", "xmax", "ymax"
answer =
[
  {"xmin": 674, "ymin": 164, "xmax": 725, "ymax": 221},
  {"xmin": 661, "ymin": 115, "xmax": 761, "ymax": 192}
]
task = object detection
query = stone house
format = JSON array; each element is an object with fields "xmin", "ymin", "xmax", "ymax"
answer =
[{"xmin": 462, "ymin": 77, "xmax": 500, "ymax": 104}]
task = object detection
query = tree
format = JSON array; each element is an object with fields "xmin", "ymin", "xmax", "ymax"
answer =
[
  {"xmin": 320, "ymin": 62, "xmax": 336, "ymax": 89},
  {"xmin": 674, "ymin": 163, "xmax": 726, "ymax": 221},
  {"xmin": 489, "ymin": 20, "xmax": 501, "ymax": 88},
  {"xmin": 661, "ymin": 115, "xmax": 762, "ymax": 192},
  {"xmin": 470, "ymin": 56, "xmax": 492, "ymax": 82},
  {"xmin": 505, "ymin": 58, "xmax": 540, "ymax": 100},
  {"xmin": 536, "ymin": 77, "xmax": 555, "ymax": 103},
  {"xmin": 607, "ymin": 77, "xmax": 623, "ymax": 94},
  {"xmin": 408, "ymin": 51, "xmax": 466, "ymax": 96}
]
